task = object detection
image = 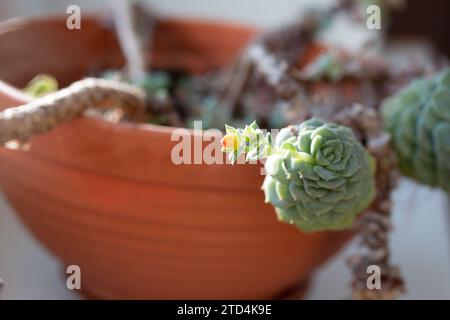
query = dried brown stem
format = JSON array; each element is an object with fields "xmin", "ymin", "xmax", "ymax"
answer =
[
  {"xmin": 333, "ymin": 104, "xmax": 405, "ymax": 300},
  {"xmin": 245, "ymin": 45, "xmax": 301, "ymax": 100},
  {"xmin": 112, "ymin": 0, "xmax": 155, "ymax": 82},
  {"xmin": 219, "ymin": 59, "xmax": 252, "ymax": 118},
  {"xmin": 213, "ymin": 1, "xmax": 366, "ymax": 124},
  {"xmin": 214, "ymin": 3, "xmax": 323, "ymax": 119},
  {"xmin": 0, "ymin": 78, "xmax": 151, "ymax": 145}
]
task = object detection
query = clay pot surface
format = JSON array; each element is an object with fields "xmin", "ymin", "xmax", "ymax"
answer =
[{"xmin": 0, "ymin": 16, "xmax": 351, "ymax": 299}]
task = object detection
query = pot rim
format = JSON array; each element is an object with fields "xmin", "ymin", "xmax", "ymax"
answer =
[{"xmin": 0, "ymin": 14, "xmax": 257, "ymax": 139}]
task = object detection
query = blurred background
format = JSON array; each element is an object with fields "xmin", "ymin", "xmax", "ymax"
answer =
[
  {"xmin": 0, "ymin": 0, "xmax": 449, "ymax": 300},
  {"xmin": 0, "ymin": 0, "xmax": 334, "ymax": 27},
  {"xmin": 1, "ymin": 0, "xmax": 450, "ymax": 55}
]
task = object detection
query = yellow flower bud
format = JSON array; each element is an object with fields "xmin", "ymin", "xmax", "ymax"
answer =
[{"xmin": 221, "ymin": 133, "xmax": 239, "ymax": 151}]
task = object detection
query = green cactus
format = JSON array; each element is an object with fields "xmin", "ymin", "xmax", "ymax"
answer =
[
  {"xmin": 222, "ymin": 119, "xmax": 376, "ymax": 232},
  {"xmin": 382, "ymin": 69, "xmax": 450, "ymax": 193}
]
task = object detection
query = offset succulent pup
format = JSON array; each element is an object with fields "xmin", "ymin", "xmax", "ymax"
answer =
[
  {"xmin": 221, "ymin": 119, "xmax": 376, "ymax": 232},
  {"xmin": 382, "ymin": 68, "xmax": 450, "ymax": 193}
]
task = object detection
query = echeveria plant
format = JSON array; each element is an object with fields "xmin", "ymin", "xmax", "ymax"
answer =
[
  {"xmin": 382, "ymin": 68, "xmax": 450, "ymax": 193},
  {"xmin": 221, "ymin": 119, "xmax": 376, "ymax": 232}
]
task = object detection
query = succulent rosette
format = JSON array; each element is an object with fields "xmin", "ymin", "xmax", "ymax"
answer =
[
  {"xmin": 382, "ymin": 69, "xmax": 450, "ymax": 193},
  {"xmin": 222, "ymin": 119, "xmax": 376, "ymax": 232}
]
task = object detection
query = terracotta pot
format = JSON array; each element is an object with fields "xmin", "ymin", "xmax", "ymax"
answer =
[{"xmin": 0, "ymin": 16, "xmax": 351, "ymax": 299}]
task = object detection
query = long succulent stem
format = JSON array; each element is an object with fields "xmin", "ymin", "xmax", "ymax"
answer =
[
  {"xmin": 224, "ymin": 105, "xmax": 405, "ymax": 298},
  {"xmin": 0, "ymin": 78, "xmax": 149, "ymax": 146},
  {"xmin": 333, "ymin": 104, "xmax": 404, "ymax": 299}
]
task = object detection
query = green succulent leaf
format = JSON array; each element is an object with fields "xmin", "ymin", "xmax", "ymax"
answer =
[
  {"xmin": 23, "ymin": 74, "xmax": 58, "ymax": 97},
  {"xmin": 382, "ymin": 68, "xmax": 450, "ymax": 193}
]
